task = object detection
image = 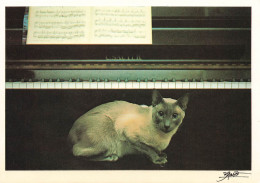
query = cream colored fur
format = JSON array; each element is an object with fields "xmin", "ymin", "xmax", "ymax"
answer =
[{"xmin": 68, "ymin": 91, "xmax": 189, "ymax": 165}]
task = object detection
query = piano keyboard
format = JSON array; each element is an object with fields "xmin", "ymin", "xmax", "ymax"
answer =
[{"xmin": 6, "ymin": 80, "xmax": 251, "ymax": 89}]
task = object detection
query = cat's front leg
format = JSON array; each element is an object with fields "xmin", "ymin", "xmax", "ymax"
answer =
[
  {"xmin": 127, "ymin": 140, "xmax": 167, "ymax": 165},
  {"xmin": 122, "ymin": 131, "xmax": 167, "ymax": 165},
  {"xmin": 138, "ymin": 142, "xmax": 167, "ymax": 165}
]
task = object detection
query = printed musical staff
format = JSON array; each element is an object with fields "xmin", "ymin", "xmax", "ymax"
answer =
[{"xmin": 26, "ymin": 7, "xmax": 152, "ymax": 44}]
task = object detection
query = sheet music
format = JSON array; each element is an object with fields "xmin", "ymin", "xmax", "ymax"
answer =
[
  {"xmin": 92, "ymin": 7, "xmax": 152, "ymax": 44},
  {"xmin": 26, "ymin": 6, "xmax": 152, "ymax": 44},
  {"xmin": 27, "ymin": 7, "xmax": 91, "ymax": 44}
]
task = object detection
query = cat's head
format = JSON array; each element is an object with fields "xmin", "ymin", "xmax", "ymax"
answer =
[{"xmin": 152, "ymin": 90, "xmax": 189, "ymax": 134}]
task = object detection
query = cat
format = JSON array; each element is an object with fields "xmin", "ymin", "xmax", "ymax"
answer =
[{"xmin": 68, "ymin": 90, "xmax": 189, "ymax": 165}]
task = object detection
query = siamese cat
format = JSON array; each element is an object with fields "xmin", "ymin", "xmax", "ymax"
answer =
[{"xmin": 68, "ymin": 90, "xmax": 189, "ymax": 165}]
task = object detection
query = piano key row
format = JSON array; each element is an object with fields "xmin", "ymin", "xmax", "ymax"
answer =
[{"xmin": 6, "ymin": 81, "xmax": 251, "ymax": 89}]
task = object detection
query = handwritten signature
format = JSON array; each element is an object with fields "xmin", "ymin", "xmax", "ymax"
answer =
[{"xmin": 217, "ymin": 171, "xmax": 251, "ymax": 182}]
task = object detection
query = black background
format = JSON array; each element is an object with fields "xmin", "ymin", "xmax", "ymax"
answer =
[{"xmin": 5, "ymin": 89, "xmax": 251, "ymax": 170}]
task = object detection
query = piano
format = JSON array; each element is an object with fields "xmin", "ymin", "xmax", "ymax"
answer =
[{"xmin": 6, "ymin": 7, "xmax": 251, "ymax": 89}]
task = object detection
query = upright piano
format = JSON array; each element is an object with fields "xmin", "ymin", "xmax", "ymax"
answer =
[{"xmin": 6, "ymin": 7, "xmax": 251, "ymax": 89}]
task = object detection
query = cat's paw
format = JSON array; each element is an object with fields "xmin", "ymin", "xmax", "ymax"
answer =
[
  {"xmin": 105, "ymin": 154, "xmax": 119, "ymax": 162},
  {"xmin": 152, "ymin": 156, "xmax": 168, "ymax": 165},
  {"xmin": 72, "ymin": 146, "xmax": 83, "ymax": 156},
  {"xmin": 159, "ymin": 152, "xmax": 167, "ymax": 159}
]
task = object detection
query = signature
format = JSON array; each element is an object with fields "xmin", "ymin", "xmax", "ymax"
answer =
[{"xmin": 217, "ymin": 171, "xmax": 251, "ymax": 182}]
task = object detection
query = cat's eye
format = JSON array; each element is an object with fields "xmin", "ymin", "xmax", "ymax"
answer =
[
  {"xmin": 172, "ymin": 113, "xmax": 178, "ymax": 118},
  {"xmin": 158, "ymin": 111, "xmax": 164, "ymax": 116}
]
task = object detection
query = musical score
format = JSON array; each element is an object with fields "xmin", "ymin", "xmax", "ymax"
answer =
[
  {"xmin": 93, "ymin": 7, "xmax": 148, "ymax": 40},
  {"xmin": 26, "ymin": 6, "xmax": 152, "ymax": 44}
]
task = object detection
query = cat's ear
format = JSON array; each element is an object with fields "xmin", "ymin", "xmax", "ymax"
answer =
[
  {"xmin": 152, "ymin": 90, "xmax": 163, "ymax": 107},
  {"xmin": 176, "ymin": 93, "xmax": 190, "ymax": 111}
]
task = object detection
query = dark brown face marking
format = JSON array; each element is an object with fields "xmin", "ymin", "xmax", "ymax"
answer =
[
  {"xmin": 152, "ymin": 100, "xmax": 185, "ymax": 133},
  {"xmin": 151, "ymin": 91, "xmax": 189, "ymax": 133}
]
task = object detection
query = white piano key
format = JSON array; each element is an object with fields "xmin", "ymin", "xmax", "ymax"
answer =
[
  {"xmin": 61, "ymin": 82, "xmax": 69, "ymax": 89},
  {"xmin": 34, "ymin": 82, "xmax": 41, "ymax": 89},
  {"xmin": 6, "ymin": 82, "xmax": 13, "ymax": 89},
  {"xmin": 111, "ymin": 82, "xmax": 119, "ymax": 89},
  {"xmin": 90, "ymin": 82, "xmax": 98, "ymax": 89},
  {"xmin": 154, "ymin": 82, "xmax": 162, "ymax": 88},
  {"xmin": 175, "ymin": 82, "xmax": 183, "ymax": 88},
  {"xmin": 97, "ymin": 82, "xmax": 105, "ymax": 89},
  {"xmin": 147, "ymin": 82, "xmax": 155, "ymax": 89},
  {"xmin": 231, "ymin": 82, "xmax": 239, "ymax": 89},
  {"xmin": 182, "ymin": 82, "xmax": 189, "ymax": 89},
  {"xmin": 203, "ymin": 82, "xmax": 211, "ymax": 89},
  {"xmin": 196, "ymin": 82, "xmax": 204, "ymax": 89},
  {"xmin": 168, "ymin": 82, "xmax": 176, "ymax": 89},
  {"xmin": 189, "ymin": 82, "xmax": 196, "ymax": 89},
  {"xmin": 47, "ymin": 82, "xmax": 55, "ymax": 89},
  {"xmin": 76, "ymin": 82, "xmax": 83, "ymax": 88},
  {"xmin": 224, "ymin": 82, "xmax": 232, "ymax": 89},
  {"xmin": 238, "ymin": 82, "xmax": 247, "ymax": 88},
  {"xmin": 161, "ymin": 82, "xmax": 169, "ymax": 89},
  {"xmin": 40, "ymin": 82, "xmax": 48, "ymax": 88},
  {"xmin": 211, "ymin": 82, "xmax": 218, "ymax": 88},
  {"xmin": 82, "ymin": 82, "xmax": 90, "ymax": 89},
  {"xmin": 217, "ymin": 82, "xmax": 225, "ymax": 88},
  {"xmin": 68, "ymin": 82, "xmax": 76, "ymax": 88},
  {"xmin": 140, "ymin": 82, "xmax": 147, "ymax": 89},
  {"xmin": 104, "ymin": 82, "xmax": 112, "ymax": 89},
  {"xmin": 246, "ymin": 82, "xmax": 251, "ymax": 88},
  {"xmin": 12, "ymin": 82, "xmax": 20, "ymax": 89},
  {"xmin": 118, "ymin": 82, "xmax": 126, "ymax": 89},
  {"xmin": 132, "ymin": 82, "xmax": 140, "ymax": 89},
  {"xmin": 54, "ymin": 82, "xmax": 62, "ymax": 89},
  {"xmin": 27, "ymin": 82, "xmax": 34, "ymax": 89},
  {"xmin": 125, "ymin": 82, "xmax": 133, "ymax": 89},
  {"xmin": 20, "ymin": 82, "xmax": 27, "ymax": 89}
]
